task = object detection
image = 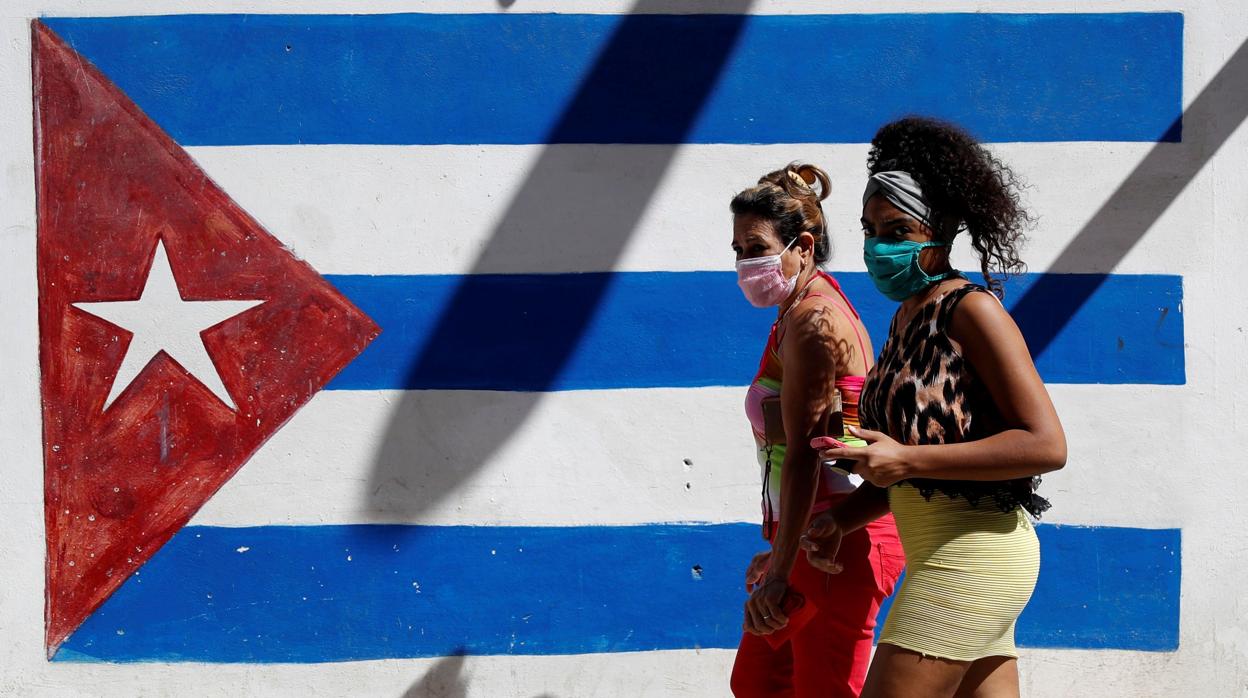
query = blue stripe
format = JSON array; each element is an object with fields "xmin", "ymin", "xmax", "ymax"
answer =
[
  {"xmin": 1022, "ymin": 525, "xmax": 1181, "ymax": 650},
  {"xmin": 323, "ymin": 272, "xmax": 1184, "ymax": 390},
  {"xmin": 55, "ymin": 523, "xmax": 1179, "ymax": 662},
  {"xmin": 41, "ymin": 13, "xmax": 1183, "ymax": 145},
  {"xmin": 875, "ymin": 525, "xmax": 1181, "ymax": 651}
]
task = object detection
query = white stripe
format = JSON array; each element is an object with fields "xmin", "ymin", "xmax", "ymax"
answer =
[
  {"xmin": 190, "ymin": 384, "xmax": 1185, "ymax": 528},
  {"xmin": 0, "ymin": 647, "xmax": 1206, "ymax": 696},
  {"xmin": 2, "ymin": 1, "xmax": 1195, "ymax": 18},
  {"xmin": 185, "ymin": 142, "xmax": 1196, "ymax": 277}
]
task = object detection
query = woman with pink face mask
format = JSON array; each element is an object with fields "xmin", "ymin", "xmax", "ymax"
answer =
[{"xmin": 729, "ymin": 164, "xmax": 905, "ymax": 698}]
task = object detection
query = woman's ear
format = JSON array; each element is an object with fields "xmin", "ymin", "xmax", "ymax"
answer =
[{"xmin": 799, "ymin": 231, "xmax": 817, "ymax": 258}]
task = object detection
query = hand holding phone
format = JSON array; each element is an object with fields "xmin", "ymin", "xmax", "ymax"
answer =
[
  {"xmin": 763, "ymin": 591, "xmax": 818, "ymax": 649},
  {"xmin": 810, "ymin": 436, "xmax": 856, "ymax": 475}
]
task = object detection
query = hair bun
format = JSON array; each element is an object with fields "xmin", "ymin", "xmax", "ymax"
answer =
[
  {"xmin": 784, "ymin": 163, "xmax": 830, "ymax": 202},
  {"xmin": 787, "ymin": 169, "xmax": 811, "ymax": 188}
]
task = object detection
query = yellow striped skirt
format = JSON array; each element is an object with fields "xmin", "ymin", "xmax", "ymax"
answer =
[{"xmin": 879, "ymin": 482, "xmax": 1040, "ymax": 661}]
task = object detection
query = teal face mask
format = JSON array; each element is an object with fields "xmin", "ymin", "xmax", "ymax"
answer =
[{"xmin": 863, "ymin": 237, "xmax": 955, "ymax": 301}]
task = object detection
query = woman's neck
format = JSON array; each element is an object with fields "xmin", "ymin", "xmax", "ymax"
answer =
[
  {"xmin": 897, "ymin": 252, "xmax": 955, "ymax": 313},
  {"xmin": 777, "ymin": 265, "xmax": 821, "ymax": 321},
  {"xmin": 898, "ymin": 274, "xmax": 960, "ymax": 316}
]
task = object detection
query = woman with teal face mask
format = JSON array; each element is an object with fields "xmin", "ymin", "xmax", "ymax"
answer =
[{"xmin": 802, "ymin": 117, "xmax": 1068, "ymax": 698}]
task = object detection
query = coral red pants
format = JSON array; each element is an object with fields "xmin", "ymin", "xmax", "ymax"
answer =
[{"xmin": 731, "ymin": 513, "xmax": 905, "ymax": 698}]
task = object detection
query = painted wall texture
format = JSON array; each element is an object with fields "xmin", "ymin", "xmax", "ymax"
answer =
[{"xmin": 0, "ymin": 1, "xmax": 1244, "ymax": 696}]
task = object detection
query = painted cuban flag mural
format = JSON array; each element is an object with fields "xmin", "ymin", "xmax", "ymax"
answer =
[{"xmin": 34, "ymin": 12, "xmax": 1182, "ymax": 664}]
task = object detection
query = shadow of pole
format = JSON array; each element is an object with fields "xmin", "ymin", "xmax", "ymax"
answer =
[
  {"xmin": 365, "ymin": 3, "xmax": 756, "ymax": 520},
  {"xmin": 1011, "ymin": 36, "xmax": 1248, "ymax": 357},
  {"xmin": 403, "ymin": 651, "xmax": 469, "ymax": 698}
]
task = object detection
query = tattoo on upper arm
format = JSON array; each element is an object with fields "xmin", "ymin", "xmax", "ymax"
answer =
[
  {"xmin": 790, "ymin": 305, "xmax": 854, "ymax": 392},
  {"xmin": 813, "ymin": 306, "xmax": 855, "ymax": 368}
]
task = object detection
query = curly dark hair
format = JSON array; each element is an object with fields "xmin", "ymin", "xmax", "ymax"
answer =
[
  {"xmin": 730, "ymin": 163, "xmax": 833, "ymax": 263},
  {"xmin": 867, "ymin": 117, "xmax": 1031, "ymax": 297}
]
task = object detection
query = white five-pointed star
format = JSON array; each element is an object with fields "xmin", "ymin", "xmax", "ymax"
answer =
[{"xmin": 73, "ymin": 240, "xmax": 265, "ymax": 411}]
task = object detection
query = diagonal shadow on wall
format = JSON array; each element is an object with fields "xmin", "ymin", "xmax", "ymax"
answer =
[
  {"xmin": 364, "ymin": 2, "xmax": 755, "ymax": 520},
  {"xmin": 363, "ymin": 13, "xmax": 1246, "ymax": 522},
  {"xmin": 1011, "ymin": 36, "xmax": 1248, "ymax": 357},
  {"xmin": 403, "ymin": 651, "xmax": 469, "ymax": 698}
]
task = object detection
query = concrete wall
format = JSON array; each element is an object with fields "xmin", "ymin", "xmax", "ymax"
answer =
[{"xmin": 1, "ymin": 1, "xmax": 1245, "ymax": 695}]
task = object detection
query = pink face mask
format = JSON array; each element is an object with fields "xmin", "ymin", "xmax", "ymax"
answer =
[{"xmin": 736, "ymin": 237, "xmax": 798, "ymax": 308}]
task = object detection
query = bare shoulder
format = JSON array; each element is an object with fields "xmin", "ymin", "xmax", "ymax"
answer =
[
  {"xmin": 781, "ymin": 296, "xmax": 863, "ymax": 371},
  {"xmin": 948, "ymin": 286, "xmax": 1025, "ymax": 352},
  {"xmin": 785, "ymin": 296, "xmax": 848, "ymax": 348}
]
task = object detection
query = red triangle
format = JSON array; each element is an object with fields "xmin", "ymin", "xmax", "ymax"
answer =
[{"xmin": 33, "ymin": 21, "xmax": 381, "ymax": 655}]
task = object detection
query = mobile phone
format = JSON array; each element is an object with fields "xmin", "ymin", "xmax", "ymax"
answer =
[
  {"xmin": 810, "ymin": 436, "xmax": 856, "ymax": 475},
  {"xmin": 763, "ymin": 591, "xmax": 818, "ymax": 649},
  {"xmin": 809, "ymin": 436, "xmax": 848, "ymax": 450}
]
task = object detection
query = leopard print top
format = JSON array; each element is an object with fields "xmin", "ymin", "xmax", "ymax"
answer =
[{"xmin": 860, "ymin": 282, "xmax": 1050, "ymax": 516}]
